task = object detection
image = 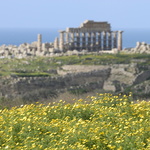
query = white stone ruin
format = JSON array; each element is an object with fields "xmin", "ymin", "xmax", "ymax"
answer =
[
  {"xmin": 55, "ymin": 20, "xmax": 123, "ymax": 52},
  {"xmin": 0, "ymin": 20, "xmax": 124, "ymax": 58}
]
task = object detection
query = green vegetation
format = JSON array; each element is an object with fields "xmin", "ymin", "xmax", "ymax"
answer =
[
  {"xmin": 68, "ymin": 87, "xmax": 89, "ymax": 95},
  {"xmin": 12, "ymin": 72, "xmax": 50, "ymax": 77},
  {"xmin": 0, "ymin": 93, "xmax": 150, "ymax": 149},
  {"xmin": 0, "ymin": 53, "xmax": 150, "ymax": 77}
]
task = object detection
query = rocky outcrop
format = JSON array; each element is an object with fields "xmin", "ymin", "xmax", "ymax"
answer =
[
  {"xmin": 0, "ymin": 64, "xmax": 150, "ymax": 101},
  {"xmin": 58, "ymin": 64, "xmax": 137, "ymax": 93},
  {"xmin": 133, "ymin": 70, "xmax": 150, "ymax": 85},
  {"xmin": 103, "ymin": 64, "xmax": 136, "ymax": 92},
  {"xmin": 124, "ymin": 42, "xmax": 150, "ymax": 54},
  {"xmin": 0, "ymin": 42, "xmax": 54, "ymax": 58},
  {"xmin": 0, "ymin": 43, "xmax": 117, "ymax": 59},
  {"xmin": 131, "ymin": 80, "xmax": 150, "ymax": 99},
  {"xmin": 0, "ymin": 68, "xmax": 111, "ymax": 101}
]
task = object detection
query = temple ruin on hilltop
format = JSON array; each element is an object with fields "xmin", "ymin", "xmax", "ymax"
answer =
[
  {"xmin": 0, "ymin": 20, "xmax": 124, "ymax": 58},
  {"xmin": 54, "ymin": 20, "xmax": 123, "ymax": 51}
]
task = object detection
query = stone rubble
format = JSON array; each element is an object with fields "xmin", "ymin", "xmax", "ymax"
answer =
[
  {"xmin": 124, "ymin": 42, "xmax": 150, "ymax": 54},
  {"xmin": 0, "ymin": 38, "xmax": 119, "ymax": 59},
  {"xmin": 0, "ymin": 41, "xmax": 54, "ymax": 58}
]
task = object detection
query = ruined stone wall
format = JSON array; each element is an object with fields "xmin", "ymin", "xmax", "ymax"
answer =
[{"xmin": 1, "ymin": 64, "xmax": 150, "ymax": 101}]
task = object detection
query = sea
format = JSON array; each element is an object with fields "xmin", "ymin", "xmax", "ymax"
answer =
[{"xmin": 0, "ymin": 28, "xmax": 150, "ymax": 49}]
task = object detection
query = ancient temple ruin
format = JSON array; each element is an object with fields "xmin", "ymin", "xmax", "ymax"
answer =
[
  {"xmin": 54, "ymin": 20, "xmax": 123, "ymax": 51},
  {"xmin": 0, "ymin": 20, "xmax": 124, "ymax": 58}
]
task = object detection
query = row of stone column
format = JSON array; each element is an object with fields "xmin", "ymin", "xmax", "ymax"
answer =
[{"xmin": 55, "ymin": 31, "xmax": 123, "ymax": 51}]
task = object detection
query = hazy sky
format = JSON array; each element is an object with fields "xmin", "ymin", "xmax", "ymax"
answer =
[{"xmin": 0, "ymin": 0, "xmax": 150, "ymax": 30}]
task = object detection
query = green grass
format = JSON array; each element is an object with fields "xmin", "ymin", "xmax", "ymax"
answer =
[
  {"xmin": 12, "ymin": 72, "xmax": 50, "ymax": 77},
  {"xmin": 0, "ymin": 53, "xmax": 150, "ymax": 77}
]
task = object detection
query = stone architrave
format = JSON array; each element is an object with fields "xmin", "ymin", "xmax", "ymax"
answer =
[{"xmin": 117, "ymin": 31, "xmax": 123, "ymax": 51}]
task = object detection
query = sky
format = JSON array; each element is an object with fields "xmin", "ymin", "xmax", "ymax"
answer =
[{"xmin": 0, "ymin": 0, "xmax": 150, "ymax": 30}]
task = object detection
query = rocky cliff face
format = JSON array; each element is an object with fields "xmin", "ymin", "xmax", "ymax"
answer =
[{"xmin": 0, "ymin": 64, "xmax": 150, "ymax": 102}]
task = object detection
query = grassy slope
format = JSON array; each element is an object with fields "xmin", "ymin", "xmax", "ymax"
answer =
[{"xmin": 0, "ymin": 53, "xmax": 150, "ymax": 77}]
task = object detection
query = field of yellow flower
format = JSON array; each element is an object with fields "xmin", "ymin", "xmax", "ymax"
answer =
[{"xmin": 0, "ymin": 93, "xmax": 150, "ymax": 150}]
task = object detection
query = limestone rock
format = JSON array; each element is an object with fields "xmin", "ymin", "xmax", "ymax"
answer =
[
  {"xmin": 0, "ymin": 63, "xmax": 150, "ymax": 101},
  {"xmin": 131, "ymin": 80, "xmax": 150, "ymax": 99},
  {"xmin": 133, "ymin": 70, "xmax": 150, "ymax": 85},
  {"xmin": 124, "ymin": 42, "xmax": 150, "ymax": 54}
]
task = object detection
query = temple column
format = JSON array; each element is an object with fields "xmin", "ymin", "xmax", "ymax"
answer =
[
  {"xmin": 74, "ymin": 32, "xmax": 77, "ymax": 50},
  {"xmin": 87, "ymin": 32, "xmax": 91, "ymax": 51},
  {"xmin": 117, "ymin": 31, "xmax": 123, "ymax": 51},
  {"xmin": 92, "ymin": 32, "xmax": 96, "ymax": 51},
  {"xmin": 70, "ymin": 32, "xmax": 74, "ymax": 50},
  {"xmin": 66, "ymin": 32, "xmax": 69, "ymax": 44},
  {"xmin": 59, "ymin": 31, "xmax": 65, "ymax": 51},
  {"xmin": 76, "ymin": 31, "xmax": 80, "ymax": 50},
  {"xmin": 98, "ymin": 32, "xmax": 101, "ymax": 50},
  {"xmin": 112, "ymin": 31, "xmax": 117, "ymax": 48},
  {"xmin": 82, "ymin": 32, "xmax": 86, "ymax": 50},
  {"xmin": 108, "ymin": 32, "xmax": 112, "ymax": 50},
  {"xmin": 103, "ymin": 31, "xmax": 106, "ymax": 50},
  {"xmin": 37, "ymin": 34, "xmax": 42, "ymax": 51},
  {"xmin": 66, "ymin": 32, "xmax": 70, "ymax": 50},
  {"xmin": 54, "ymin": 37, "xmax": 59, "ymax": 49}
]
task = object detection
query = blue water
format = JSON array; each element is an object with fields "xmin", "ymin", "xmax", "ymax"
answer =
[
  {"xmin": 0, "ymin": 28, "xmax": 60, "ymax": 46},
  {"xmin": 122, "ymin": 28, "xmax": 150, "ymax": 48},
  {"xmin": 0, "ymin": 28, "xmax": 150, "ymax": 48}
]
